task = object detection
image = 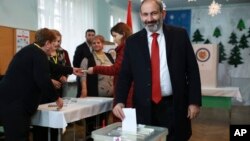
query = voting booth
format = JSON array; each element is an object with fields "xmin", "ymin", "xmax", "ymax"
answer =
[
  {"xmin": 192, "ymin": 44, "xmax": 242, "ymax": 111},
  {"xmin": 192, "ymin": 44, "xmax": 218, "ymax": 88},
  {"xmin": 92, "ymin": 122, "xmax": 168, "ymax": 141}
]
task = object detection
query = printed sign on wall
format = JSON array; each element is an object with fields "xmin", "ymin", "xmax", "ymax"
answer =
[{"xmin": 16, "ymin": 29, "xmax": 30, "ymax": 53}]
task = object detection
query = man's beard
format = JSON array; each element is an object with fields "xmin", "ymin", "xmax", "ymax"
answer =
[{"xmin": 143, "ymin": 19, "xmax": 163, "ymax": 32}]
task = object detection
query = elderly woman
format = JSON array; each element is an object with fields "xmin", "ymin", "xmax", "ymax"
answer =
[
  {"xmin": 80, "ymin": 35, "xmax": 114, "ymax": 98},
  {"xmin": 80, "ymin": 35, "xmax": 114, "ymax": 139},
  {"xmin": 49, "ymin": 29, "xmax": 71, "ymax": 97},
  {"xmin": 33, "ymin": 29, "xmax": 72, "ymax": 141}
]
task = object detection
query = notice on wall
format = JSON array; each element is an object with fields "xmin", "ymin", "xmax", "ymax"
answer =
[{"xmin": 16, "ymin": 29, "xmax": 30, "ymax": 53}]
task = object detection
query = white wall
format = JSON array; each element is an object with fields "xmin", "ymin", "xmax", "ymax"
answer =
[
  {"xmin": 191, "ymin": 4, "xmax": 250, "ymax": 77},
  {"xmin": 0, "ymin": 0, "xmax": 141, "ymax": 38},
  {"xmin": 190, "ymin": 3, "xmax": 250, "ymax": 105},
  {"xmin": 95, "ymin": 0, "xmax": 111, "ymax": 40},
  {"xmin": 0, "ymin": 0, "xmax": 37, "ymax": 30},
  {"xmin": 95, "ymin": 1, "xmax": 141, "ymax": 41}
]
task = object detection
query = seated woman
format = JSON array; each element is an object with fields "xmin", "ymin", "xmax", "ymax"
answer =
[{"xmin": 80, "ymin": 35, "xmax": 114, "ymax": 137}]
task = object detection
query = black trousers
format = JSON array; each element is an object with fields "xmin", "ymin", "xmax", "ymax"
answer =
[
  {"xmin": 151, "ymin": 96, "xmax": 175, "ymax": 141},
  {"xmin": 0, "ymin": 101, "xmax": 31, "ymax": 141}
]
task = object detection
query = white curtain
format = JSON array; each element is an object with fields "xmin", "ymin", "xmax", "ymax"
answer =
[
  {"xmin": 110, "ymin": 5, "xmax": 141, "ymax": 41},
  {"xmin": 37, "ymin": 0, "xmax": 96, "ymax": 65}
]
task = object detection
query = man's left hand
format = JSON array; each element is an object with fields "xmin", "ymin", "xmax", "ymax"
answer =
[{"xmin": 187, "ymin": 104, "xmax": 200, "ymax": 119}]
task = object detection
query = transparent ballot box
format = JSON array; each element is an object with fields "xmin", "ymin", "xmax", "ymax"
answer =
[{"xmin": 92, "ymin": 122, "xmax": 168, "ymax": 141}]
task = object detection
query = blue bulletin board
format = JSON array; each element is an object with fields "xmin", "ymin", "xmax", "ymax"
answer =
[{"xmin": 165, "ymin": 9, "xmax": 191, "ymax": 37}]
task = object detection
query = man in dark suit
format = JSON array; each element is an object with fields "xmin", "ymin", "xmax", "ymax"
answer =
[
  {"xmin": 73, "ymin": 29, "xmax": 95, "ymax": 97},
  {"xmin": 113, "ymin": 0, "xmax": 201, "ymax": 141},
  {"xmin": 0, "ymin": 28, "xmax": 82, "ymax": 141}
]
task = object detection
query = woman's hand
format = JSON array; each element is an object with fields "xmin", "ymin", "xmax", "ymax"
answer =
[
  {"xmin": 56, "ymin": 97, "xmax": 64, "ymax": 109},
  {"xmin": 59, "ymin": 76, "xmax": 67, "ymax": 83},
  {"xmin": 80, "ymin": 89, "xmax": 87, "ymax": 98},
  {"xmin": 87, "ymin": 67, "xmax": 94, "ymax": 74},
  {"xmin": 51, "ymin": 79, "xmax": 62, "ymax": 89},
  {"xmin": 73, "ymin": 68, "xmax": 84, "ymax": 76}
]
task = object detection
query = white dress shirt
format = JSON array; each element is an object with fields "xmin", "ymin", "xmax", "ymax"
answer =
[
  {"xmin": 86, "ymin": 42, "xmax": 92, "ymax": 52},
  {"xmin": 147, "ymin": 28, "xmax": 173, "ymax": 96}
]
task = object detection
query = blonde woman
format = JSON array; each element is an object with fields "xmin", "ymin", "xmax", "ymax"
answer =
[
  {"xmin": 80, "ymin": 35, "xmax": 114, "ymax": 98},
  {"xmin": 80, "ymin": 35, "xmax": 114, "ymax": 137}
]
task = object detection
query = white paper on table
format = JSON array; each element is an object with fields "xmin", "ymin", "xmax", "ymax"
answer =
[{"xmin": 122, "ymin": 108, "xmax": 137, "ymax": 133}]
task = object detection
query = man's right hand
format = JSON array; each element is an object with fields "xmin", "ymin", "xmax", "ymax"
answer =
[{"xmin": 112, "ymin": 103, "xmax": 125, "ymax": 120}]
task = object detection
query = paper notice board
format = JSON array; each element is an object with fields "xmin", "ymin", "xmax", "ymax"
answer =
[{"xmin": 16, "ymin": 29, "xmax": 30, "ymax": 53}]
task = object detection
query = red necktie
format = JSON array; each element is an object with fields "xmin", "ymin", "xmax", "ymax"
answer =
[{"xmin": 151, "ymin": 33, "xmax": 162, "ymax": 104}]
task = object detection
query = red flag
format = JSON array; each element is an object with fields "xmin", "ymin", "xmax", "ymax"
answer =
[{"xmin": 126, "ymin": 0, "xmax": 133, "ymax": 31}]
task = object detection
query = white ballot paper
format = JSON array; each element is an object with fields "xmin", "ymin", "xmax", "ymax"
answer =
[{"xmin": 122, "ymin": 108, "xmax": 137, "ymax": 133}]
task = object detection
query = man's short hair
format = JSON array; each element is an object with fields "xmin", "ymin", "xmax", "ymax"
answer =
[
  {"xmin": 140, "ymin": 0, "xmax": 163, "ymax": 13},
  {"xmin": 85, "ymin": 29, "xmax": 95, "ymax": 35}
]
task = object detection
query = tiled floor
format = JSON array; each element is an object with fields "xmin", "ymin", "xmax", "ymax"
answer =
[{"xmin": 190, "ymin": 106, "xmax": 250, "ymax": 141}]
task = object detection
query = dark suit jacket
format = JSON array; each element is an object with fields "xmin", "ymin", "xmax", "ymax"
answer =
[
  {"xmin": 73, "ymin": 42, "xmax": 92, "ymax": 97},
  {"xmin": 73, "ymin": 42, "xmax": 91, "ymax": 67},
  {"xmin": 0, "ymin": 44, "xmax": 73, "ymax": 115},
  {"xmin": 115, "ymin": 24, "xmax": 202, "ymax": 140}
]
